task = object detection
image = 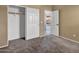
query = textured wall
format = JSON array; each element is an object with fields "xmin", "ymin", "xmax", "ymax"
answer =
[
  {"xmin": 0, "ymin": 6, "xmax": 8, "ymax": 48},
  {"xmin": 53, "ymin": 5, "xmax": 79, "ymax": 42}
]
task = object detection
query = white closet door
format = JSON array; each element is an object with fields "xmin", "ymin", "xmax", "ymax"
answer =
[
  {"xmin": 8, "ymin": 7, "xmax": 20, "ymax": 40},
  {"xmin": 26, "ymin": 8, "xmax": 39, "ymax": 40},
  {"xmin": 8, "ymin": 14, "xmax": 20, "ymax": 40}
]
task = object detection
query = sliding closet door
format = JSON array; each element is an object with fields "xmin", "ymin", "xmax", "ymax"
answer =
[
  {"xmin": 8, "ymin": 6, "xmax": 20, "ymax": 40},
  {"xmin": 26, "ymin": 7, "xmax": 39, "ymax": 40}
]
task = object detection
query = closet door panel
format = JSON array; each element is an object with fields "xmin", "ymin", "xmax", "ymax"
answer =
[
  {"xmin": 8, "ymin": 14, "xmax": 20, "ymax": 40},
  {"xmin": 27, "ymin": 14, "xmax": 35, "ymax": 39},
  {"xmin": 26, "ymin": 8, "xmax": 39, "ymax": 40}
]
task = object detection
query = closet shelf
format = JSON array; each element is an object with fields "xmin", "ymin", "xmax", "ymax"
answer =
[{"xmin": 8, "ymin": 12, "xmax": 25, "ymax": 15}]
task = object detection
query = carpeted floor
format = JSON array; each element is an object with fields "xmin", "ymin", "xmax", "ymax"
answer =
[{"xmin": 0, "ymin": 35, "xmax": 79, "ymax": 53}]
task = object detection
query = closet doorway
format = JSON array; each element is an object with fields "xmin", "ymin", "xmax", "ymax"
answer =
[{"xmin": 8, "ymin": 6, "xmax": 25, "ymax": 40}]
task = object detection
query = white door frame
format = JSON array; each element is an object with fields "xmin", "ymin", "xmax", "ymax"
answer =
[
  {"xmin": 52, "ymin": 10, "xmax": 59, "ymax": 36},
  {"xmin": 44, "ymin": 10, "xmax": 59, "ymax": 36}
]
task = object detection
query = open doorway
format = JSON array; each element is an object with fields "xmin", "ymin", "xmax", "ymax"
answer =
[
  {"xmin": 44, "ymin": 10, "xmax": 59, "ymax": 36},
  {"xmin": 8, "ymin": 5, "xmax": 25, "ymax": 40}
]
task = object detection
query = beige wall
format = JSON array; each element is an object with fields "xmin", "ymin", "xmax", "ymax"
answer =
[
  {"xmin": 23, "ymin": 5, "xmax": 53, "ymax": 36},
  {"xmin": 0, "ymin": 6, "xmax": 8, "ymax": 47},
  {"xmin": 53, "ymin": 5, "xmax": 79, "ymax": 41}
]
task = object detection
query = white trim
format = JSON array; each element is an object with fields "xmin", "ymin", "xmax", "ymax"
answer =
[
  {"xmin": 59, "ymin": 36, "xmax": 79, "ymax": 44},
  {"xmin": 7, "ymin": 5, "xmax": 25, "ymax": 8},
  {"xmin": 6, "ymin": 5, "xmax": 9, "ymax": 47},
  {"xmin": 0, "ymin": 44, "xmax": 8, "ymax": 48},
  {"xmin": 13, "ymin": 5, "xmax": 25, "ymax": 8},
  {"xmin": 39, "ymin": 34, "xmax": 79, "ymax": 44}
]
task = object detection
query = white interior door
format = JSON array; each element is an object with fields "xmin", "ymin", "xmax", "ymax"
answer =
[
  {"xmin": 26, "ymin": 7, "xmax": 39, "ymax": 40},
  {"xmin": 51, "ymin": 10, "xmax": 59, "ymax": 36},
  {"xmin": 8, "ymin": 6, "xmax": 20, "ymax": 40}
]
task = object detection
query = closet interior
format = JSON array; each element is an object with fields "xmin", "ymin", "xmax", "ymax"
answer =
[{"xmin": 8, "ymin": 5, "xmax": 25, "ymax": 40}]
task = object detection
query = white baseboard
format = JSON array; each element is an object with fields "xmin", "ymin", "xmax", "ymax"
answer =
[
  {"xmin": 40, "ymin": 34, "xmax": 79, "ymax": 44},
  {"xmin": 59, "ymin": 36, "xmax": 79, "ymax": 44},
  {"xmin": 0, "ymin": 44, "xmax": 8, "ymax": 48}
]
